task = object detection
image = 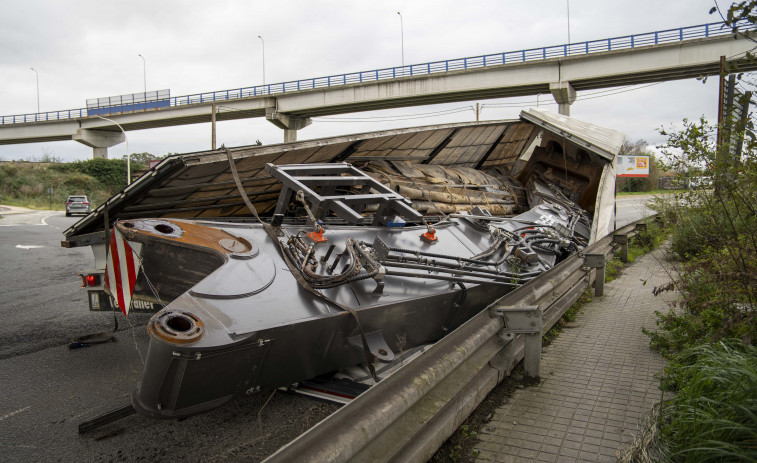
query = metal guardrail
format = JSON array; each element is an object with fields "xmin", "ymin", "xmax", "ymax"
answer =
[
  {"xmin": 262, "ymin": 217, "xmax": 654, "ymax": 463},
  {"xmin": 2, "ymin": 21, "xmax": 751, "ymax": 125}
]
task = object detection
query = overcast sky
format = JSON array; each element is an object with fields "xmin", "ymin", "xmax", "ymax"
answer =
[{"xmin": 0, "ymin": 0, "xmax": 744, "ymax": 162}]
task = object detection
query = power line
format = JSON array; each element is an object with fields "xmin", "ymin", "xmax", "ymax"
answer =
[
  {"xmin": 214, "ymin": 80, "xmax": 692, "ymax": 125},
  {"xmin": 481, "ymin": 83, "xmax": 664, "ymax": 110},
  {"xmin": 313, "ymin": 106, "xmax": 474, "ymax": 122}
]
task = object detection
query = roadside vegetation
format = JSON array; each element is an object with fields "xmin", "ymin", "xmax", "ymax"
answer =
[
  {"xmin": 0, "ymin": 152, "xmax": 165, "ymax": 210},
  {"xmin": 624, "ymin": 3, "xmax": 757, "ymax": 461}
]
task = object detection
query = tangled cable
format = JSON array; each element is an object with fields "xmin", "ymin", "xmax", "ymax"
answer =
[{"xmin": 285, "ymin": 236, "xmax": 382, "ymax": 289}]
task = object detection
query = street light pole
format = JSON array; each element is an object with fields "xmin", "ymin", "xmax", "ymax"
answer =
[
  {"xmin": 567, "ymin": 0, "xmax": 571, "ymax": 44},
  {"xmin": 138, "ymin": 53, "xmax": 146, "ymax": 93},
  {"xmin": 95, "ymin": 115, "xmax": 130, "ymax": 185},
  {"xmin": 30, "ymin": 68, "xmax": 39, "ymax": 113},
  {"xmin": 397, "ymin": 12, "xmax": 405, "ymax": 68},
  {"xmin": 257, "ymin": 35, "xmax": 266, "ymax": 85}
]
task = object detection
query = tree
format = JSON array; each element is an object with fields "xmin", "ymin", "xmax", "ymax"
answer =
[{"xmin": 122, "ymin": 152, "xmax": 166, "ymax": 167}]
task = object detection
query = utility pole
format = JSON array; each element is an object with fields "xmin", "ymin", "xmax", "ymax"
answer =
[
  {"xmin": 717, "ymin": 55, "xmax": 725, "ymax": 149},
  {"xmin": 475, "ymin": 103, "xmax": 480, "ymax": 122}
]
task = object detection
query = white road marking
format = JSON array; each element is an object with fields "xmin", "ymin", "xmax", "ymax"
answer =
[
  {"xmin": 16, "ymin": 245, "xmax": 44, "ymax": 249},
  {"xmin": 0, "ymin": 406, "xmax": 31, "ymax": 421},
  {"xmin": 40, "ymin": 213, "xmax": 59, "ymax": 225},
  {"xmin": 0, "ymin": 211, "xmax": 61, "ymax": 226}
]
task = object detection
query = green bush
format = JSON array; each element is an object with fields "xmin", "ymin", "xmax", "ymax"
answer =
[
  {"xmin": 0, "ymin": 161, "xmax": 122, "ymax": 210},
  {"xmin": 56, "ymin": 158, "xmax": 133, "ymax": 191}
]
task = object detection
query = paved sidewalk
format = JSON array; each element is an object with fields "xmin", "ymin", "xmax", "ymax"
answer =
[{"xmin": 475, "ymin": 246, "xmax": 677, "ymax": 463}]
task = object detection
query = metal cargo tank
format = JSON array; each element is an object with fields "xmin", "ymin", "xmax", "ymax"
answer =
[{"xmin": 62, "ymin": 109, "xmax": 623, "ymax": 419}]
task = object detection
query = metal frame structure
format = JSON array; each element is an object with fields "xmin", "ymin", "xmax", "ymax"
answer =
[{"xmin": 265, "ymin": 163, "xmax": 422, "ymax": 226}]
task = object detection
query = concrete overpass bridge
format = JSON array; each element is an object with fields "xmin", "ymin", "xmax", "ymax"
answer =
[{"xmin": 1, "ymin": 21, "xmax": 755, "ymax": 157}]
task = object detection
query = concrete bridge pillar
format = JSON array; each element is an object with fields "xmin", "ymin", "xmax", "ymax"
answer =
[
  {"xmin": 266, "ymin": 108, "xmax": 312, "ymax": 143},
  {"xmin": 73, "ymin": 129, "xmax": 125, "ymax": 159},
  {"xmin": 549, "ymin": 81, "xmax": 577, "ymax": 116}
]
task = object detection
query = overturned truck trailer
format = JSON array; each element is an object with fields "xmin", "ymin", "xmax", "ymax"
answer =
[{"xmin": 62, "ymin": 109, "xmax": 622, "ymax": 419}]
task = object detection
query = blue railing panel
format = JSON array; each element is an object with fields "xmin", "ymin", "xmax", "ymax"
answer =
[{"xmin": 2, "ymin": 20, "xmax": 753, "ymax": 125}]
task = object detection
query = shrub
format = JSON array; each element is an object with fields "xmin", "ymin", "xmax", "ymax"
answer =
[{"xmin": 657, "ymin": 341, "xmax": 757, "ymax": 462}]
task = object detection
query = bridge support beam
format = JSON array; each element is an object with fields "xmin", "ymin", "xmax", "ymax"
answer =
[
  {"xmin": 549, "ymin": 81, "xmax": 577, "ymax": 116},
  {"xmin": 73, "ymin": 129, "xmax": 125, "ymax": 159},
  {"xmin": 266, "ymin": 108, "xmax": 312, "ymax": 143}
]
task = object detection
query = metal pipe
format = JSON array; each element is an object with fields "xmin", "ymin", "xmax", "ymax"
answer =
[
  {"xmin": 384, "ymin": 259, "xmax": 539, "ymax": 279},
  {"xmin": 385, "ymin": 269, "xmax": 519, "ymax": 287}
]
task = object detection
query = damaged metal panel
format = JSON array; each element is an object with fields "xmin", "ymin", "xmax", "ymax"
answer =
[
  {"xmin": 430, "ymin": 125, "xmax": 506, "ymax": 167},
  {"xmin": 479, "ymin": 122, "xmax": 539, "ymax": 170},
  {"xmin": 519, "ymin": 108, "xmax": 624, "ymax": 162}
]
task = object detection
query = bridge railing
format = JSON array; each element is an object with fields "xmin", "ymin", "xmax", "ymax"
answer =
[{"xmin": 2, "ymin": 20, "xmax": 753, "ymax": 125}]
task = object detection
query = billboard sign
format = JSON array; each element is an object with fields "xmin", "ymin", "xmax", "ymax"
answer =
[{"xmin": 617, "ymin": 155, "xmax": 649, "ymax": 177}]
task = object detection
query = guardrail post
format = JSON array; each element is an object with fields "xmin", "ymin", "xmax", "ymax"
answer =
[
  {"xmin": 492, "ymin": 305, "xmax": 542, "ymax": 380},
  {"xmin": 584, "ymin": 253, "xmax": 605, "ymax": 296},
  {"xmin": 612, "ymin": 234, "xmax": 629, "ymax": 263}
]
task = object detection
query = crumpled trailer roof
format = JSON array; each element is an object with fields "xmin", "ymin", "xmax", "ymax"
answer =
[{"xmin": 62, "ymin": 109, "xmax": 623, "ymax": 245}]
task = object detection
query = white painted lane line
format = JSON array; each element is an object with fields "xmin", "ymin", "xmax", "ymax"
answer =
[
  {"xmin": 0, "ymin": 406, "xmax": 31, "ymax": 421},
  {"xmin": 0, "ymin": 211, "xmax": 62, "ymax": 226},
  {"xmin": 16, "ymin": 245, "xmax": 44, "ymax": 249},
  {"xmin": 40, "ymin": 213, "xmax": 59, "ymax": 225}
]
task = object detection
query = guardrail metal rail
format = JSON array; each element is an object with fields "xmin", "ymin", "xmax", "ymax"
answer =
[{"xmin": 262, "ymin": 217, "xmax": 653, "ymax": 463}]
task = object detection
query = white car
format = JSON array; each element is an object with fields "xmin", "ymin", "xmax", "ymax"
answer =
[{"xmin": 65, "ymin": 195, "xmax": 91, "ymax": 216}]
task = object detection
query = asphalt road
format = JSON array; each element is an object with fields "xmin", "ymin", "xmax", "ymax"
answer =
[
  {"xmin": 0, "ymin": 196, "xmax": 655, "ymax": 462},
  {"xmin": 0, "ymin": 210, "xmax": 337, "ymax": 463},
  {"xmin": 614, "ymin": 193, "xmax": 659, "ymax": 228}
]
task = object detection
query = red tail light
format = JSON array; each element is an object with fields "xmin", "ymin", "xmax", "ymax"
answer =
[
  {"xmin": 66, "ymin": 202, "xmax": 72, "ymax": 205},
  {"xmin": 82, "ymin": 202, "xmax": 89, "ymax": 205},
  {"xmin": 79, "ymin": 273, "xmax": 100, "ymax": 287}
]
